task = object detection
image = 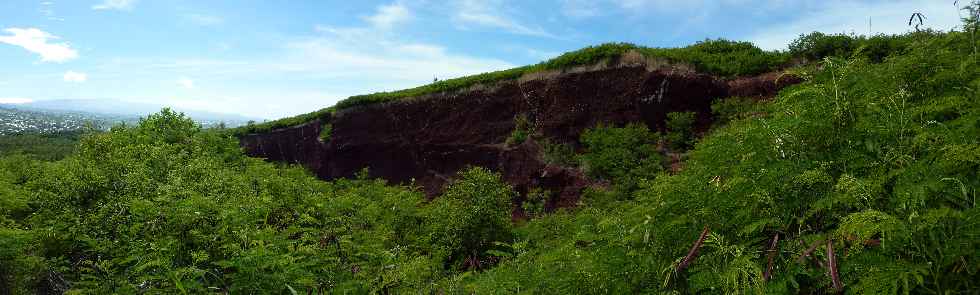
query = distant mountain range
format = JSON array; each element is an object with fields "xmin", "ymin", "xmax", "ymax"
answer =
[{"xmin": 0, "ymin": 99, "xmax": 263, "ymax": 134}]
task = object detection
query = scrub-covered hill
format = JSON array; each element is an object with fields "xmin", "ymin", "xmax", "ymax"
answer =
[{"xmin": 1, "ymin": 13, "xmax": 979, "ymax": 294}]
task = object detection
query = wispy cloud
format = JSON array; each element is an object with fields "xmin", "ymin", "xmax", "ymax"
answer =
[
  {"xmin": 452, "ymin": 0, "xmax": 558, "ymax": 38},
  {"xmin": 63, "ymin": 71, "xmax": 87, "ymax": 82},
  {"xmin": 0, "ymin": 28, "xmax": 78, "ymax": 63},
  {"xmin": 363, "ymin": 3, "xmax": 412, "ymax": 29},
  {"xmin": 92, "ymin": 0, "xmax": 136, "ymax": 11}
]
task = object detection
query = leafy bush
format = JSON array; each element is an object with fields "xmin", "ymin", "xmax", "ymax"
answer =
[
  {"xmin": 423, "ymin": 167, "xmax": 516, "ymax": 268},
  {"xmin": 521, "ymin": 188, "xmax": 549, "ymax": 217},
  {"xmin": 711, "ymin": 97, "xmax": 769, "ymax": 125},
  {"xmin": 505, "ymin": 114, "xmax": 533, "ymax": 146},
  {"xmin": 665, "ymin": 111, "xmax": 697, "ymax": 150},
  {"xmin": 579, "ymin": 123, "xmax": 663, "ymax": 192},
  {"xmin": 0, "ymin": 131, "xmax": 84, "ymax": 161},
  {"xmin": 539, "ymin": 138, "xmax": 577, "ymax": 166}
]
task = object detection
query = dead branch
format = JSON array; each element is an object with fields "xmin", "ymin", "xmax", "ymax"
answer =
[
  {"xmin": 827, "ymin": 239, "xmax": 843, "ymax": 293},
  {"xmin": 675, "ymin": 225, "xmax": 710, "ymax": 273},
  {"xmin": 763, "ymin": 233, "xmax": 780, "ymax": 281},
  {"xmin": 796, "ymin": 238, "xmax": 825, "ymax": 264}
]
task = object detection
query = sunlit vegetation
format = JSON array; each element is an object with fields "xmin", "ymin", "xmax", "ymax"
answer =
[
  {"xmin": 3, "ymin": 10, "xmax": 980, "ymax": 293},
  {"xmin": 0, "ymin": 131, "xmax": 83, "ymax": 161}
]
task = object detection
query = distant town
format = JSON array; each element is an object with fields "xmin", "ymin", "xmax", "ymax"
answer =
[{"xmin": 0, "ymin": 106, "xmax": 245, "ymax": 135}]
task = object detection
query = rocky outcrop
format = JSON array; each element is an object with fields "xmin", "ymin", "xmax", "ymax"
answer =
[{"xmin": 239, "ymin": 64, "xmax": 800, "ymax": 214}]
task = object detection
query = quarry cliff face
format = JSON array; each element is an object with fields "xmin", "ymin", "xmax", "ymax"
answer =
[{"xmin": 239, "ymin": 65, "xmax": 799, "ymax": 214}]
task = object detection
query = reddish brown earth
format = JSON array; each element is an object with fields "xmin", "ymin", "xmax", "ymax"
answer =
[{"xmin": 239, "ymin": 65, "xmax": 801, "ymax": 215}]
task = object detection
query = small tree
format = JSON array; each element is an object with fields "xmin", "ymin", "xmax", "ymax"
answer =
[
  {"xmin": 424, "ymin": 167, "xmax": 515, "ymax": 268},
  {"xmin": 666, "ymin": 112, "xmax": 697, "ymax": 150}
]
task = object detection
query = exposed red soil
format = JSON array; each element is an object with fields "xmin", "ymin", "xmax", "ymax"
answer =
[{"xmin": 239, "ymin": 66, "xmax": 800, "ymax": 214}]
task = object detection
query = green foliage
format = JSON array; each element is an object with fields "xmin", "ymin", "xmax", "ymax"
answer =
[
  {"xmin": 788, "ymin": 31, "xmax": 942, "ymax": 62},
  {"xmin": 506, "ymin": 114, "xmax": 533, "ymax": 146},
  {"xmin": 521, "ymin": 188, "xmax": 549, "ymax": 217},
  {"xmin": 665, "ymin": 111, "xmax": 697, "ymax": 150},
  {"xmin": 446, "ymin": 29, "xmax": 980, "ymax": 293},
  {"xmin": 579, "ymin": 123, "xmax": 663, "ymax": 193},
  {"xmin": 539, "ymin": 138, "xmax": 577, "ymax": 166},
  {"xmin": 711, "ymin": 97, "xmax": 769, "ymax": 126},
  {"xmin": 424, "ymin": 167, "xmax": 516, "ymax": 268},
  {"xmin": 0, "ymin": 131, "xmax": 83, "ymax": 161},
  {"xmin": 319, "ymin": 122, "xmax": 332, "ymax": 142},
  {"xmin": 228, "ymin": 107, "xmax": 333, "ymax": 137}
]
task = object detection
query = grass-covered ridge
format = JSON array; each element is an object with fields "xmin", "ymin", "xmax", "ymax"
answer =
[
  {"xmin": 336, "ymin": 41, "xmax": 789, "ymax": 110},
  {"xmin": 234, "ymin": 32, "xmax": 934, "ymax": 136},
  {"xmin": 231, "ymin": 40, "xmax": 790, "ymax": 135}
]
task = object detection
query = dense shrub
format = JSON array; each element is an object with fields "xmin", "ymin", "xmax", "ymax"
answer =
[
  {"xmin": 579, "ymin": 123, "xmax": 663, "ymax": 193},
  {"xmin": 539, "ymin": 138, "xmax": 577, "ymax": 166},
  {"xmin": 665, "ymin": 111, "xmax": 697, "ymax": 150},
  {"xmin": 423, "ymin": 167, "xmax": 516, "ymax": 268},
  {"xmin": 710, "ymin": 97, "xmax": 769, "ymax": 125},
  {"xmin": 0, "ymin": 131, "xmax": 83, "ymax": 161}
]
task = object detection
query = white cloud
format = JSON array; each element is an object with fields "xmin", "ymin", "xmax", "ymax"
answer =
[
  {"xmin": 285, "ymin": 27, "xmax": 515, "ymax": 86},
  {"xmin": 747, "ymin": 0, "xmax": 963, "ymax": 50},
  {"xmin": 0, "ymin": 28, "xmax": 78, "ymax": 63},
  {"xmin": 92, "ymin": 0, "xmax": 136, "ymax": 11},
  {"xmin": 452, "ymin": 0, "xmax": 557, "ymax": 38},
  {"xmin": 184, "ymin": 14, "xmax": 224, "ymax": 26},
  {"xmin": 364, "ymin": 3, "xmax": 412, "ymax": 29},
  {"xmin": 0, "ymin": 97, "xmax": 34, "ymax": 104},
  {"xmin": 63, "ymin": 71, "xmax": 87, "ymax": 82},
  {"xmin": 177, "ymin": 77, "xmax": 195, "ymax": 89}
]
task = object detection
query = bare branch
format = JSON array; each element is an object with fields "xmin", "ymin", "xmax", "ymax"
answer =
[
  {"xmin": 763, "ymin": 233, "xmax": 780, "ymax": 281},
  {"xmin": 827, "ymin": 239, "xmax": 843, "ymax": 293},
  {"xmin": 675, "ymin": 225, "xmax": 710, "ymax": 273}
]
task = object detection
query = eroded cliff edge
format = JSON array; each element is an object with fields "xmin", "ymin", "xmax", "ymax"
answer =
[{"xmin": 239, "ymin": 64, "xmax": 800, "ymax": 213}]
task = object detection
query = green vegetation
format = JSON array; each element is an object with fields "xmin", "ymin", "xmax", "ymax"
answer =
[
  {"xmin": 579, "ymin": 123, "xmax": 663, "ymax": 193},
  {"xmin": 0, "ymin": 131, "xmax": 84, "ymax": 161},
  {"xmin": 665, "ymin": 111, "xmax": 698, "ymax": 150},
  {"xmin": 505, "ymin": 114, "xmax": 533, "ymax": 146},
  {"xmin": 424, "ymin": 167, "xmax": 516, "ymax": 269},
  {"xmin": 3, "ymin": 19, "xmax": 980, "ymax": 293},
  {"xmin": 710, "ymin": 96, "xmax": 769, "ymax": 125},
  {"xmin": 319, "ymin": 122, "xmax": 333, "ymax": 142},
  {"xmin": 232, "ymin": 107, "xmax": 333, "ymax": 136},
  {"xmin": 539, "ymin": 138, "xmax": 577, "ymax": 166}
]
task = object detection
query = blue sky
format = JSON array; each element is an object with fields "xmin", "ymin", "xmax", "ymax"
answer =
[{"xmin": 0, "ymin": 0, "xmax": 967, "ymax": 119}]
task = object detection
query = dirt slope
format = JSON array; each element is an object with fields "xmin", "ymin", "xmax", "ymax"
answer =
[{"xmin": 239, "ymin": 64, "xmax": 800, "ymax": 213}]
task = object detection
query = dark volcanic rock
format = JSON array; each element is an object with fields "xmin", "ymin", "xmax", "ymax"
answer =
[{"xmin": 239, "ymin": 66, "xmax": 799, "ymax": 213}]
